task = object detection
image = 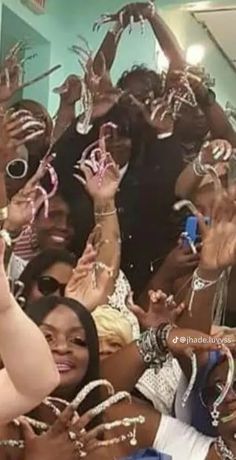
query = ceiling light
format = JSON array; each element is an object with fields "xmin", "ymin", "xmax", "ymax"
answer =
[{"xmin": 186, "ymin": 44, "xmax": 205, "ymax": 65}]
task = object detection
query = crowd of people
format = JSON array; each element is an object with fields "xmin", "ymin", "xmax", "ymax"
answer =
[{"xmin": 0, "ymin": 2, "xmax": 236, "ymax": 459}]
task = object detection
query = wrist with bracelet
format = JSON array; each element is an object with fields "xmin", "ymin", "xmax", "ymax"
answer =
[
  {"xmin": 3, "ymin": 222, "xmax": 23, "ymax": 243},
  {"xmin": 192, "ymin": 153, "xmax": 208, "ymax": 177},
  {"xmin": 215, "ymin": 436, "xmax": 235, "ymax": 459},
  {"xmin": 94, "ymin": 200, "xmax": 117, "ymax": 218},
  {"xmin": 188, "ymin": 267, "xmax": 221, "ymax": 315},
  {"xmin": 94, "ymin": 208, "xmax": 117, "ymax": 218},
  {"xmin": 136, "ymin": 323, "xmax": 175, "ymax": 372}
]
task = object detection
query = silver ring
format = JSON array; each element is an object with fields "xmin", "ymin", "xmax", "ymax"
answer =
[{"xmin": 75, "ymin": 441, "xmax": 84, "ymax": 449}]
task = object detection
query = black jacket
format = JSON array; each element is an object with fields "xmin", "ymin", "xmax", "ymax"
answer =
[{"xmin": 53, "ymin": 118, "xmax": 183, "ymax": 297}]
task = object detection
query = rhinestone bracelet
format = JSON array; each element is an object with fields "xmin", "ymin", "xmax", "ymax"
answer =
[
  {"xmin": 215, "ymin": 436, "xmax": 235, "ymax": 459},
  {"xmin": 156, "ymin": 323, "xmax": 175, "ymax": 353}
]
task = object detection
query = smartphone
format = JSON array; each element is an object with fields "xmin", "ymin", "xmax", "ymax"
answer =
[{"xmin": 183, "ymin": 215, "xmax": 210, "ymax": 249}]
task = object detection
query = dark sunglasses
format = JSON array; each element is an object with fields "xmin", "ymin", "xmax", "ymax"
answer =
[
  {"xmin": 201, "ymin": 380, "xmax": 236, "ymax": 408},
  {"xmin": 37, "ymin": 276, "xmax": 66, "ymax": 296}
]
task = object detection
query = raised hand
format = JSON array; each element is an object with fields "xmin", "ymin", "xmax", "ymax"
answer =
[
  {"xmin": 130, "ymin": 290, "xmax": 185, "ymax": 330},
  {"xmin": 196, "ymin": 187, "xmax": 236, "ymax": 271},
  {"xmin": 165, "ymin": 69, "xmax": 197, "ymax": 120},
  {"xmin": 65, "ymin": 226, "xmax": 113, "ymax": 311},
  {"xmin": 74, "ymin": 151, "xmax": 120, "ymax": 202},
  {"xmin": 199, "ymin": 139, "xmax": 232, "ymax": 166},
  {"xmin": 22, "ymin": 405, "xmax": 107, "ymax": 460},
  {"xmin": 5, "ymin": 159, "xmax": 50, "ymax": 234},
  {"xmin": 0, "ymin": 41, "xmax": 23, "ymax": 103},
  {"xmin": 93, "ymin": 2, "xmax": 155, "ymax": 33},
  {"xmin": 0, "ymin": 109, "xmax": 45, "ymax": 173},
  {"xmin": 53, "ymin": 75, "xmax": 82, "ymax": 106},
  {"xmin": 70, "ymin": 36, "xmax": 121, "ymax": 121},
  {"xmin": 0, "ymin": 42, "xmax": 61, "ymax": 104}
]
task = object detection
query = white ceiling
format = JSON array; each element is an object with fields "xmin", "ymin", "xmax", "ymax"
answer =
[{"xmin": 192, "ymin": 7, "xmax": 236, "ymax": 68}]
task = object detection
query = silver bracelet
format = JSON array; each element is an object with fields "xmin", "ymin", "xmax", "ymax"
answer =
[
  {"xmin": 188, "ymin": 268, "xmax": 220, "ymax": 315},
  {"xmin": 215, "ymin": 437, "xmax": 235, "ymax": 459},
  {"xmin": 136, "ymin": 325, "xmax": 173, "ymax": 372},
  {"xmin": 192, "ymin": 155, "xmax": 208, "ymax": 176}
]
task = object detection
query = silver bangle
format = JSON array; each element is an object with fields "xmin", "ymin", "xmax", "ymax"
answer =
[
  {"xmin": 188, "ymin": 268, "xmax": 220, "ymax": 315},
  {"xmin": 192, "ymin": 155, "xmax": 208, "ymax": 176},
  {"xmin": 136, "ymin": 325, "xmax": 173, "ymax": 372}
]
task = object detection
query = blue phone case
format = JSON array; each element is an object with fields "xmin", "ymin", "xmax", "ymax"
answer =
[
  {"xmin": 184, "ymin": 216, "xmax": 210, "ymax": 244},
  {"xmin": 185, "ymin": 216, "xmax": 198, "ymax": 243}
]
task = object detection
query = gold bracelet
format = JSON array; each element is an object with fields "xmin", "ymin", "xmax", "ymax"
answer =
[{"xmin": 0, "ymin": 206, "xmax": 8, "ymax": 221}]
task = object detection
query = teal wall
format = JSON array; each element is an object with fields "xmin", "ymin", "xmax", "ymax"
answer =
[{"xmin": 0, "ymin": 0, "xmax": 235, "ymax": 113}]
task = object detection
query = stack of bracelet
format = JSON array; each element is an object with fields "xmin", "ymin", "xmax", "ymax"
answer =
[
  {"xmin": 136, "ymin": 323, "xmax": 174, "ymax": 372},
  {"xmin": 193, "ymin": 154, "xmax": 208, "ymax": 176}
]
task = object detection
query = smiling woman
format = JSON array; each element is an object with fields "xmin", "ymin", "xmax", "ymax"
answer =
[
  {"xmin": 34, "ymin": 193, "xmax": 75, "ymax": 251},
  {"xmin": 25, "ymin": 296, "xmax": 101, "ymax": 410},
  {"xmin": 19, "ymin": 248, "xmax": 76, "ymax": 303}
]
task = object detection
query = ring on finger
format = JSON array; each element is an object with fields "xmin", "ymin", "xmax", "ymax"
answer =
[
  {"xmin": 75, "ymin": 440, "xmax": 84, "ymax": 449},
  {"xmin": 68, "ymin": 430, "xmax": 77, "ymax": 442}
]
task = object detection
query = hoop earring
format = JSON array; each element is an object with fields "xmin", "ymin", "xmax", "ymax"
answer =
[{"xmin": 6, "ymin": 159, "xmax": 28, "ymax": 179}]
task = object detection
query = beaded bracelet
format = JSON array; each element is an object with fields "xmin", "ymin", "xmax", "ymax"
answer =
[{"xmin": 156, "ymin": 323, "xmax": 174, "ymax": 353}]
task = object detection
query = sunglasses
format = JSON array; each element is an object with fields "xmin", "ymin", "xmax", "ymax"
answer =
[
  {"xmin": 6, "ymin": 158, "xmax": 28, "ymax": 179},
  {"xmin": 37, "ymin": 276, "xmax": 66, "ymax": 296},
  {"xmin": 201, "ymin": 380, "xmax": 236, "ymax": 408}
]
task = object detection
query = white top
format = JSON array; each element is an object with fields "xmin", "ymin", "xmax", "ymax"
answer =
[
  {"xmin": 137, "ymin": 357, "xmax": 181, "ymax": 413},
  {"xmin": 153, "ymin": 414, "xmax": 214, "ymax": 460},
  {"xmin": 108, "ymin": 271, "xmax": 181, "ymax": 413},
  {"xmin": 8, "ymin": 253, "xmax": 27, "ymax": 281}
]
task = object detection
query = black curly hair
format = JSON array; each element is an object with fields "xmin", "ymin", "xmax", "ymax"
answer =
[{"xmin": 117, "ymin": 65, "xmax": 162, "ymax": 100}]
